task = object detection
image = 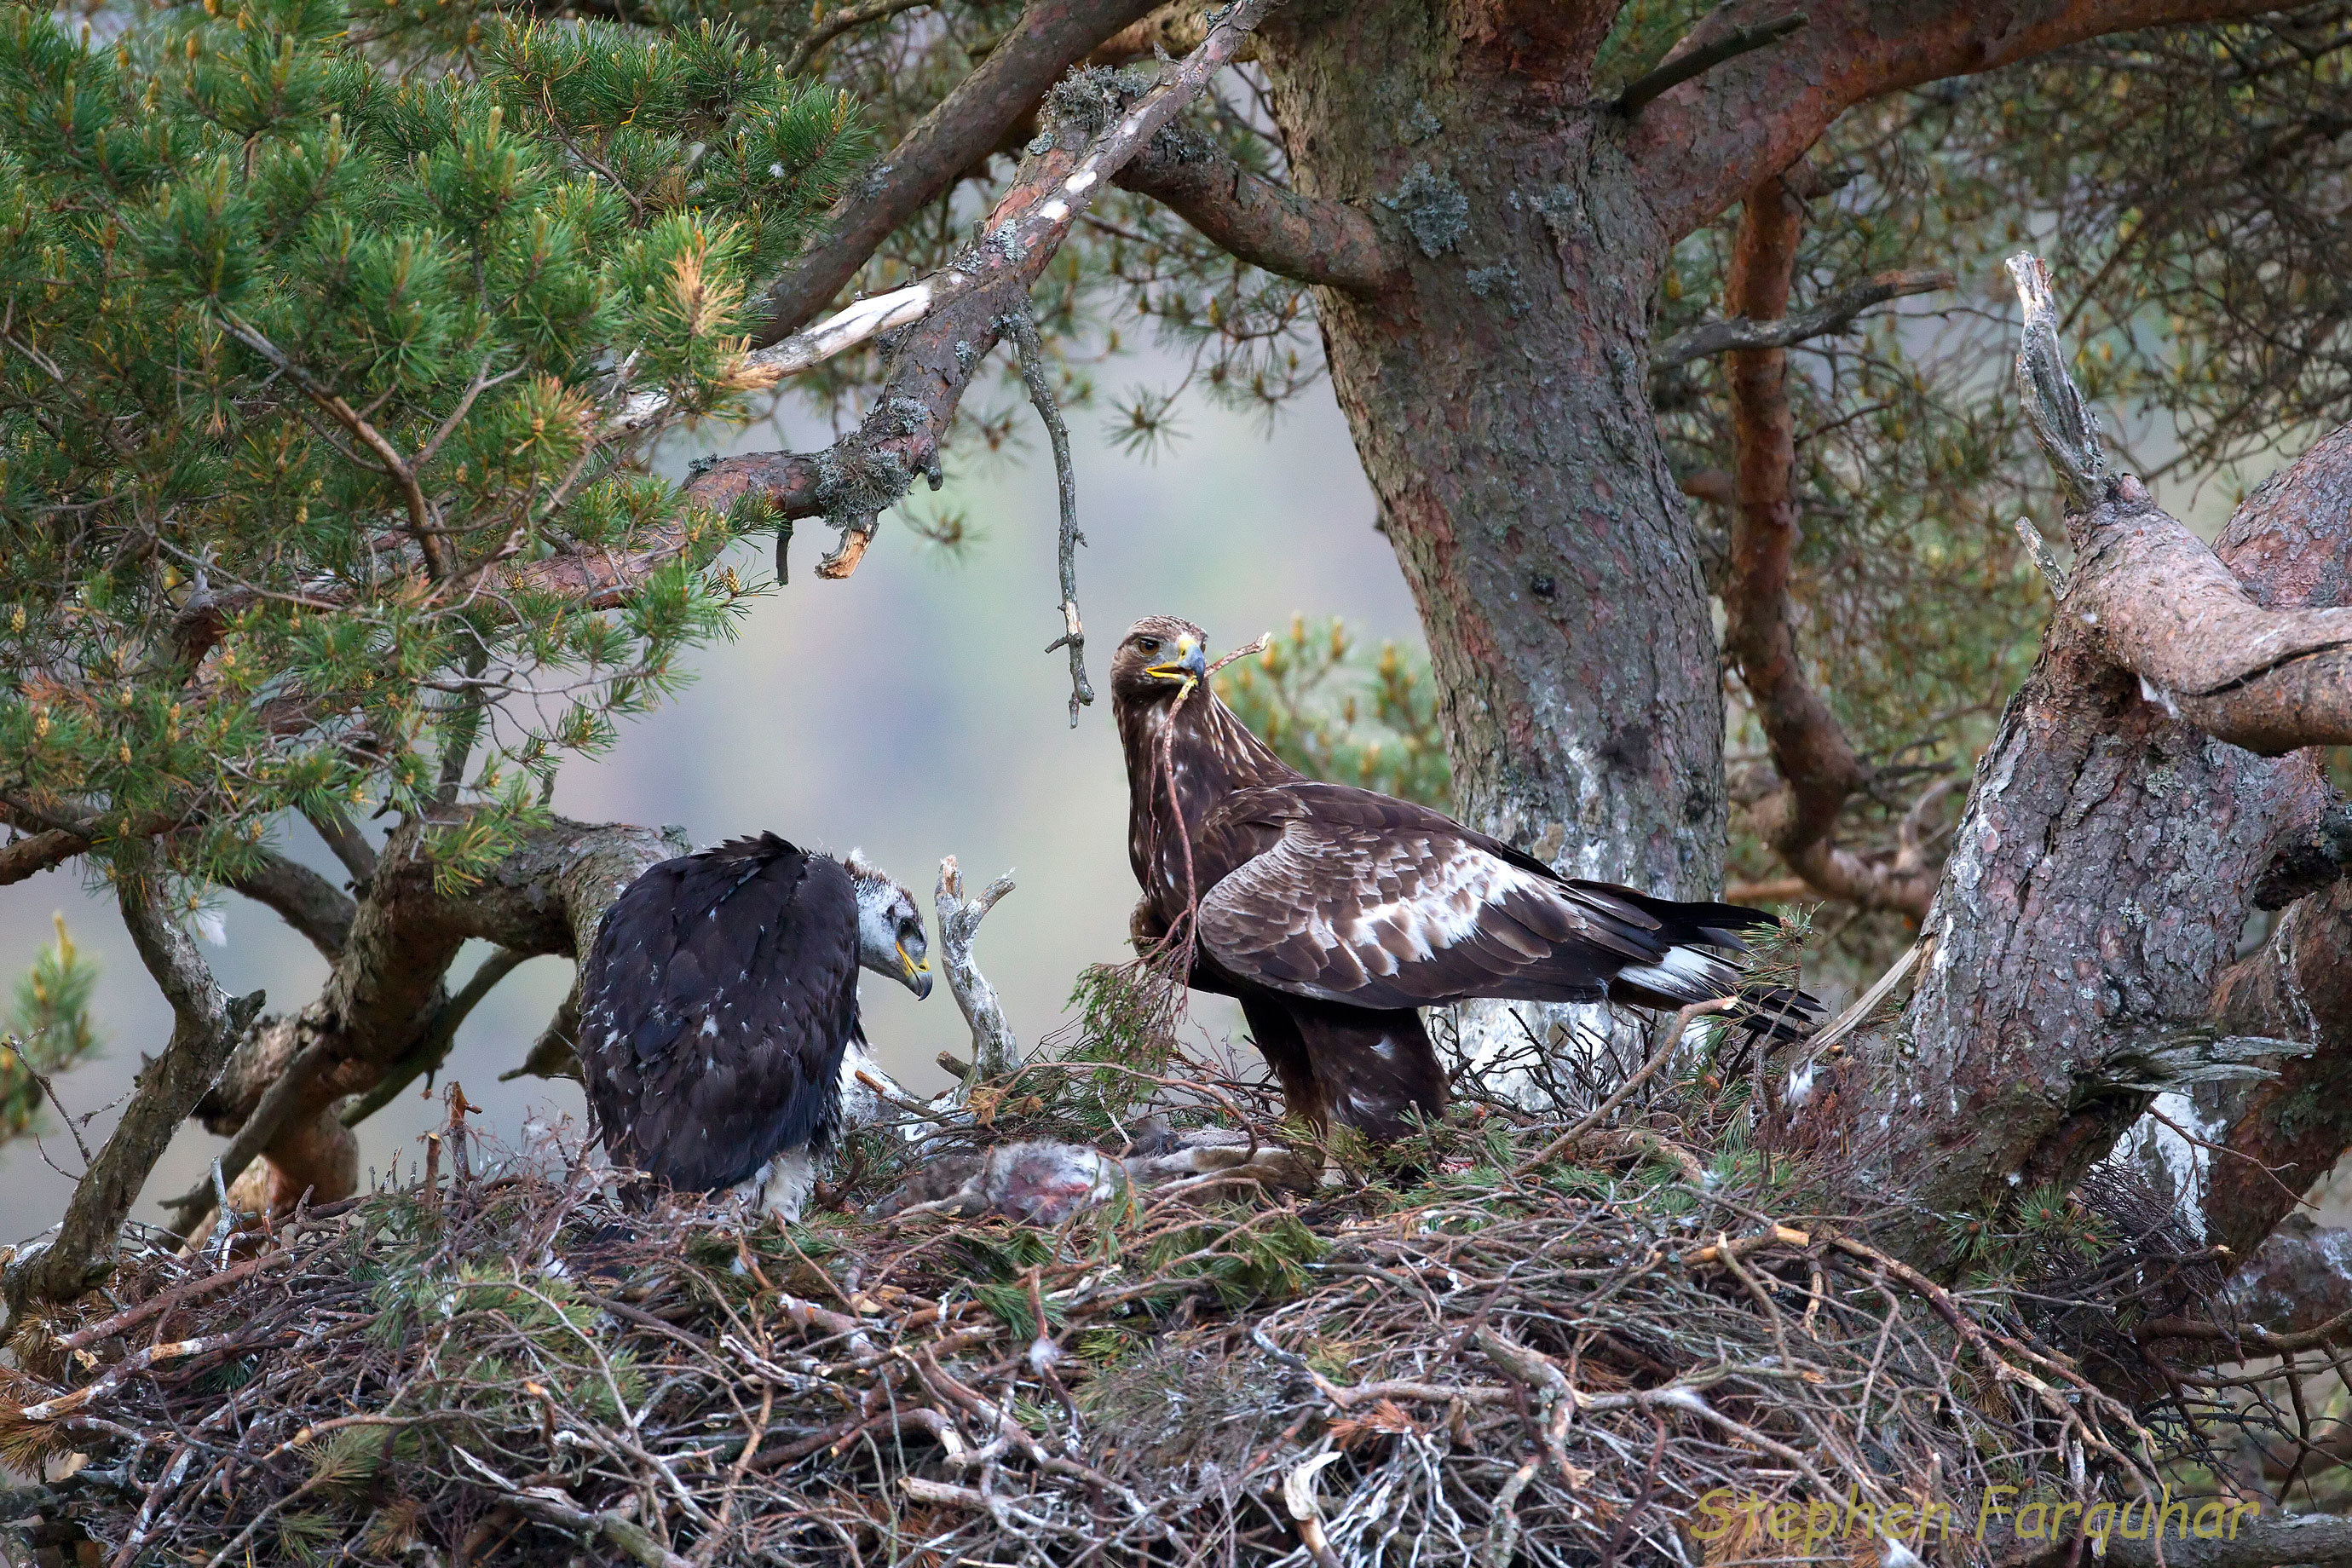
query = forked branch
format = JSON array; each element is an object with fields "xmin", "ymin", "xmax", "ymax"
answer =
[
  {"xmin": 753, "ymin": 0, "xmax": 1163, "ymax": 341},
  {"xmin": 937, "ymin": 856, "xmax": 1019, "ymax": 1081},
  {"xmin": 683, "ymin": 0, "xmax": 1279, "ymax": 581}
]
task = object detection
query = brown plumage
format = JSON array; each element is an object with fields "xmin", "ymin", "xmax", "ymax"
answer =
[{"xmin": 1110, "ymin": 614, "xmax": 1819, "ymax": 1144}]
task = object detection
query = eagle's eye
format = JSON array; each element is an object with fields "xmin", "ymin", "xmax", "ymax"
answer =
[{"xmin": 1138, "ymin": 637, "xmax": 1162, "ymax": 654}]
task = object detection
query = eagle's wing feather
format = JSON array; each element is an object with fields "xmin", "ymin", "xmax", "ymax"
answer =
[
  {"xmin": 579, "ymin": 834, "xmax": 860, "ymax": 1192},
  {"xmin": 1194, "ymin": 783, "xmax": 1764, "ymax": 1013}
]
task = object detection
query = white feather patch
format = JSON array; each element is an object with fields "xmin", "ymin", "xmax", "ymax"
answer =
[{"xmin": 1616, "ymin": 943, "xmax": 1738, "ymax": 1000}]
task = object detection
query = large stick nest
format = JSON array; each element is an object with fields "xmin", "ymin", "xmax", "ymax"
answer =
[{"xmin": 0, "ymin": 974, "xmax": 2212, "ymax": 1566}]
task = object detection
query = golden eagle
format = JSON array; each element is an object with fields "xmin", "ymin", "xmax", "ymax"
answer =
[
  {"xmin": 1110, "ymin": 616, "xmax": 1818, "ymax": 1144},
  {"xmin": 578, "ymin": 834, "xmax": 931, "ymax": 1219}
]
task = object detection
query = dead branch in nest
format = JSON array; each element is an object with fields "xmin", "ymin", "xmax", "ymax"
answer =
[{"xmin": 937, "ymin": 856, "xmax": 1020, "ymax": 1082}]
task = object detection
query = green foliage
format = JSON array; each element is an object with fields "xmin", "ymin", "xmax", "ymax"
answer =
[
  {"xmin": 1139, "ymin": 1209, "xmax": 1323, "ymax": 1311},
  {"xmin": 0, "ymin": 0, "xmax": 864, "ymax": 891},
  {"xmin": 0, "ymin": 914, "xmax": 101, "ymax": 1143},
  {"xmin": 1215, "ymin": 615, "xmax": 1450, "ymax": 809}
]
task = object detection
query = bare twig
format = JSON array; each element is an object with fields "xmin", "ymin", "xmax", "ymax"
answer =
[
  {"xmin": 1614, "ymin": 10, "xmax": 1808, "ymax": 116},
  {"xmin": 2015, "ymin": 514, "xmax": 2068, "ymax": 592},
  {"xmin": 780, "ymin": 0, "xmax": 933, "ymax": 74},
  {"xmin": 1654, "ymin": 266, "xmax": 1951, "ymax": 367},
  {"xmin": 1002, "ymin": 307, "xmax": 1093, "ymax": 728},
  {"xmin": 1513, "ymin": 999, "xmax": 1734, "ymax": 1176}
]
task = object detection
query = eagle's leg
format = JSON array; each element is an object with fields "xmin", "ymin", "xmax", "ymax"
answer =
[
  {"xmin": 1240, "ymin": 993, "xmax": 1446, "ymax": 1145},
  {"xmin": 1237, "ymin": 991, "xmax": 1335, "ymax": 1130}
]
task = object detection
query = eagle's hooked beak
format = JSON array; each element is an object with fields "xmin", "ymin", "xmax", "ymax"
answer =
[
  {"xmin": 1146, "ymin": 634, "xmax": 1208, "ymax": 686},
  {"xmin": 899, "ymin": 942, "xmax": 933, "ymax": 1000}
]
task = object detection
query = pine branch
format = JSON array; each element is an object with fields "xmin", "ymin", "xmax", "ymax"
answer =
[
  {"xmin": 753, "ymin": 0, "xmax": 1163, "ymax": 341},
  {"xmin": 225, "ymin": 852, "xmax": 357, "ymax": 961},
  {"xmin": 681, "ymin": 0, "xmax": 1281, "ymax": 579},
  {"xmin": 8, "ymin": 862, "xmax": 262, "ymax": 1309}
]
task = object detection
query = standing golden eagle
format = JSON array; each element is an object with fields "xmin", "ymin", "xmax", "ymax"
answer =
[
  {"xmin": 1110, "ymin": 616, "xmax": 1818, "ymax": 1144},
  {"xmin": 578, "ymin": 834, "xmax": 931, "ymax": 1219}
]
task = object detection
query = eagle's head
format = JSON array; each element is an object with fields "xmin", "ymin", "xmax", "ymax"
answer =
[
  {"xmin": 1108, "ymin": 614, "xmax": 1208, "ymax": 707},
  {"xmin": 844, "ymin": 850, "xmax": 931, "ymax": 999}
]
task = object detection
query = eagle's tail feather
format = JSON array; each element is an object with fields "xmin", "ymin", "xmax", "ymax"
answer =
[{"xmin": 1573, "ymin": 886, "xmax": 1824, "ymax": 1045}]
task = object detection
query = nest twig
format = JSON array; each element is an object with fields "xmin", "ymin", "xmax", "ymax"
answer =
[{"xmin": 0, "ymin": 1027, "xmax": 2284, "ymax": 1565}]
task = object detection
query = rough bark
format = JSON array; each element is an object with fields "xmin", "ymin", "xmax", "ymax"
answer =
[
  {"xmin": 8, "ymin": 865, "xmax": 264, "ymax": 1308},
  {"xmin": 2096, "ymin": 1512, "xmax": 2352, "ymax": 1568},
  {"xmin": 1267, "ymin": 9, "xmax": 1721, "ymax": 889},
  {"xmin": 2065, "ymin": 500, "xmax": 2352, "ymax": 753},
  {"xmin": 1819, "ymin": 263, "xmax": 2340, "ymax": 1260},
  {"xmin": 2222, "ymin": 1218, "xmax": 2352, "ymax": 1337},
  {"xmin": 0, "ymin": 828, "xmax": 88, "ymax": 888},
  {"xmin": 2129, "ymin": 422, "xmax": 2352, "ymax": 1264},
  {"xmin": 1254, "ymin": 6, "xmax": 1729, "ymax": 1080}
]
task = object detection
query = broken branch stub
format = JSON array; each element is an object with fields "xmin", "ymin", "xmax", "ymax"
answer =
[
  {"xmin": 2005, "ymin": 252, "xmax": 2352, "ymax": 753},
  {"xmin": 936, "ymin": 856, "xmax": 1019, "ymax": 1081},
  {"xmin": 2008, "ymin": 251, "xmax": 2109, "ymax": 511}
]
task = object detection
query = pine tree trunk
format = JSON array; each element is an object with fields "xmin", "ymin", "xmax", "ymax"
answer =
[{"xmin": 1261, "ymin": 9, "xmax": 1722, "ymax": 1087}]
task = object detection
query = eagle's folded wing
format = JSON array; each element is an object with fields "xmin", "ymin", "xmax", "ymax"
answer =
[
  {"xmin": 580, "ymin": 836, "xmax": 861, "ymax": 1191},
  {"xmin": 1192, "ymin": 784, "xmax": 1755, "ymax": 1013}
]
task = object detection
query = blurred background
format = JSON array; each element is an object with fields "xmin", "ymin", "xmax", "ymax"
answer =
[{"xmin": 0, "ymin": 348, "xmax": 1426, "ymax": 1244}]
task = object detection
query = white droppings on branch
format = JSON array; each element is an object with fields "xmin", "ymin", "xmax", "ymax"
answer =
[
  {"xmin": 745, "ymin": 281, "xmax": 936, "ymax": 381},
  {"xmin": 611, "ymin": 0, "xmax": 1276, "ymax": 451}
]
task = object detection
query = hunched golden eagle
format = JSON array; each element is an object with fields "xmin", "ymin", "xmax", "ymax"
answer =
[
  {"xmin": 578, "ymin": 834, "xmax": 931, "ymax": 1219},
  {"xmin": 1110, "ymin": 615, "xmax": 1819, "ymax": 1144}
]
